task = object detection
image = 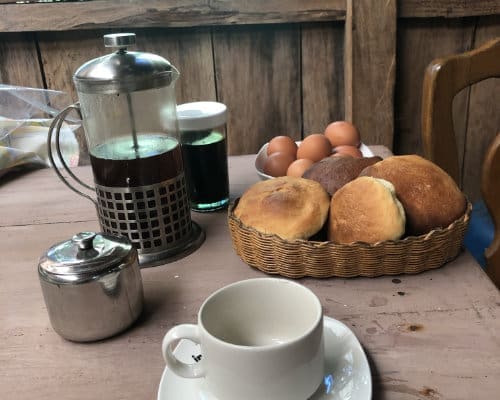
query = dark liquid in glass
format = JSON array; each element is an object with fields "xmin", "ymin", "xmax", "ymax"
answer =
[
  {"xmin": 89, "ymin": 134, "xmax": 183, "ymax": 187},
  {"xmin": 181, "ymin": 130, "xmax": 229, "ymax": 210}
]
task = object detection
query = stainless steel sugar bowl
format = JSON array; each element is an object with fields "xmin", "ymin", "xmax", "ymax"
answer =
[{"xmin": 38, "ymin": 231, "xmax": 143, "ymax": 342}]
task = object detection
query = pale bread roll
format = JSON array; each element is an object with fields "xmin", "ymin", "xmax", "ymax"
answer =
[
  {"xmin": 234, "ymin": 176, "xmax": 330, "ymax": 240},
  {"xmin": 359, "ymin": 155, "xmax": 466, "ymax": 235},
  {"xmin": 328, "ymin": 177, "xmax": 406, "ymax": 244}
]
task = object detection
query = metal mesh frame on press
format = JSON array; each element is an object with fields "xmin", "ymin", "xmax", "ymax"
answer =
[{"xmin": 95, "ymin": 174, "xmax": 192, "ymax": 254}]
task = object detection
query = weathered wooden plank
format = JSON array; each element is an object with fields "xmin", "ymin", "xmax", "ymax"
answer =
[
  {"xmin": 0, "ymin": 0, "xmax": 346, "ymax": 33},
  {"xmin": 1, "ymin": 0, "xmax": 498, "ymax": 33},
  {"xmin": 0, "ymin": 32, "xmax": 43, "ymax": 88},
  {"xmin": 37, "ymin": 30, "xmax": 107, "ymax": 108},
  {"xmin": 400, "ymin": 0, "xmax": 500, "ymax": 18},
  {"xmin": 213, "ymin": 24, "xmax": 302, "ymax": 155},
  {"xmin": 134, "ymin": 27, "xmax": 216, "ymax": 104},
  {"xmin": 36, "ymin": 30, "xmax": 109, "ymax": 157},
  {"xmin": 394, "ymin": 18, "xmax": 476, "ymax": 170},
  {"xmin": 301, "ymin": 21, "xmax": 344, "ymax": 136},
  {"xmin": 344, "ymin": 0, "xmax": 397, "ymax": 149},
  {"xmin": 462, "ymin": 16, "xmax": 500, "ymax": 201},
  {"xmin": 0, "ymin": 32, "xmax": 46, "ymax": 125}
]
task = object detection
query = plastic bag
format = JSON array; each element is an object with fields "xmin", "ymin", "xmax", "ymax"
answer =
[{"xmin": 0, "ymin": 84, "xmax": 80, "ymax": 178}]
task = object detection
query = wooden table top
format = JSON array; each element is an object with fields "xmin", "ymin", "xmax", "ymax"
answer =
[{"xmin": 1, "ymin": 149, "xmax": 499, "ymax": 400}]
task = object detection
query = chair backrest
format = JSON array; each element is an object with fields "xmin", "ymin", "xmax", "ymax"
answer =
[
  {"xmin": 421, "ymin": 37, "xmax": 500, "ymax": 288},
  {"xmin": 482, "ymin": 133, "xmax": 500, "ymax": 287}
]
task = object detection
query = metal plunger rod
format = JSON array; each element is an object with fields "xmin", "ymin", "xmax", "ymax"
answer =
[{"xmin": 126, "ymin": 92, "xmax": 140, "ymax": 157}]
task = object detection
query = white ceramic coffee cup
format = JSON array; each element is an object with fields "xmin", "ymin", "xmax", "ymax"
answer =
[{"xmin": 161, "ymin": 278, "xmax": 325, "ymax": 400}]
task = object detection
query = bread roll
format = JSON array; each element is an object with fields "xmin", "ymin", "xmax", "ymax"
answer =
[
  {"xmin": 234, "ymin": 176, "xmax": 330, "ymax": 240},
  {"xmin": 328, "ymin": 177, "xmax": 406, "ymax": 244},
  {"xmin": 359, "ymin": 155, "xmax": 466, "ymax": 235},
  {"xmin": 302, "ymin": 156, "xmax": 382, "ymax": 196}
]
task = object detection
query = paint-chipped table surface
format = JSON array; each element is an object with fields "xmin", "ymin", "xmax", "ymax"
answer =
[{"xmin": 1, "ymin": 148, "xmax": 499, "ymax": 400}]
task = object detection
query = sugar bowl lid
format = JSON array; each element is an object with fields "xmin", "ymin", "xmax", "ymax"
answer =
[
  {"xmin": 38, "ymin": 232, "xmax": 136, "ymax": 283},
  {"xmin": 73, "ymin": 33, "xmax": 178, "ymax": 94}
]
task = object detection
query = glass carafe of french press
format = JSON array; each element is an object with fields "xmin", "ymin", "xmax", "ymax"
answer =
[{"xmin": 48, "ymin": 33, "xmax": 204, "ymax": 267}]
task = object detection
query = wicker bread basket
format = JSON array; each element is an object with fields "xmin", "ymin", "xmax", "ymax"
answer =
[{"xmin": 228, "ymin": 199, "xmax": 471, "ymax": 278}]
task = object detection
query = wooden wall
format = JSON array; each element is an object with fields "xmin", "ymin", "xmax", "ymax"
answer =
[{"xmin": 0, "ymin": 1, "xmax": 498, "ymax": 201}]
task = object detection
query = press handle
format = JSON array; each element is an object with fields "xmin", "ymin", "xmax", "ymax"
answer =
[
  {"xmin": 47, "ymin": 103, "xmax": 97, "ymax": 206},
  {"xmin": 161, "ymin": 324, "xmax": 206, "ymax": 379}
]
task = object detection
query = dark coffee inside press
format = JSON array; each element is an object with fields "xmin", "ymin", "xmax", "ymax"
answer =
[{"xmin": 90, "ymin": 134, "xmax": 183, "ymax": 187}]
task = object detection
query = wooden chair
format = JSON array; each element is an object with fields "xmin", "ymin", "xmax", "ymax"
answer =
[
  {"xmin": 482, "ymin": 133, "xmax": 500, "ymax": 287},
  {"xmin": 421, "ymin": 37, "xmax": 500, "ymax": 288}
]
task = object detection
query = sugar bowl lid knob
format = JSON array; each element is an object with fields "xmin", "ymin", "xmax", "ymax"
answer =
[{"xmin": 72, "ymin": 232, "xmax": 97, "ymax": 251}]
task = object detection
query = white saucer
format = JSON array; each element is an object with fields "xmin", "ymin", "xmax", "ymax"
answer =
[{"xmin": 157, "ymin": 316, "xmax": 372, "ymax": 400}]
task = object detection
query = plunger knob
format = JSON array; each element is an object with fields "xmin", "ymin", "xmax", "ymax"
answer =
[{"xmin": 104, "ymin": 33, "xmax": 136, "ymax": 49}]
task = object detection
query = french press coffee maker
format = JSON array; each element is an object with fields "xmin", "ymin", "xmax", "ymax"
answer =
[{"xmin": 48, "ymin": 33, "xmax": 204, "ymax": 267}]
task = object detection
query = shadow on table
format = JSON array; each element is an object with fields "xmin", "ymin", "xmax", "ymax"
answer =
[
  {"xmin": 0, "ymin": 165, "xmax": 45, "ymax": 187},
  {"xmin": 365, "ymin": 349, "xmax": 385, "ymax": 400},
  {"xmin": 137, "ymin": 283, "xmax": 183, "ymax": 327},
  {"xmin": 104, "ymin": 282, "xmax": 183, "ymax": 344}
]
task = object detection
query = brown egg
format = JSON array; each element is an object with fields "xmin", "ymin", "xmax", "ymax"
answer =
[
  {"xmin": 297, "ymin": 134, "xmax": 332, "ymax": 162},
  {"xmin": 263, "ymin": 152, "xmax": 295, "ymax": 177},
  {"xmin": 267, "ymin": 136, "xmax": 298, "ymax": 158},
  {"xmin": 333, "ymin": 145, "xmax": 363, "ymax": 158},
  {"xmin": 286, "ymin": 158, "xmax": 315, "ymax": 178},
  {"xmin": 324, "ymin": 121, "xmax": 361, "ymax": 148}
]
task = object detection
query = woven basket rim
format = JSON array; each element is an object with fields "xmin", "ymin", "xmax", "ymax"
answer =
[{"xmin": 228, "ymin": 198, "xmax": 472, "ymax": 249}]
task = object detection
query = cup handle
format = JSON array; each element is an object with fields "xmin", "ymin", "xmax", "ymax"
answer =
[{"xmin": 161, "ymin": 324, "xmax": 205, "ymax": 379}]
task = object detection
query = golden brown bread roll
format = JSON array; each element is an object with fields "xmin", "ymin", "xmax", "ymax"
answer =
[
  {"xmin": 359, "ymin": 155, "xmax": 466, "ymax": 235},
  {"xmin": 234, "ymin": 176, "xmax": 330, "ymax": 240},
  {"xmin": 302, "ymin": 156, "xmax": 382, "ymax": 196},
  {"xmin": 328, "ymin": 177, "xmax": 406, "ymax": 244}
]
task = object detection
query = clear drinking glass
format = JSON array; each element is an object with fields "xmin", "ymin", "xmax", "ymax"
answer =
[{"xmin": 177, "ymin": 102, "xmax": 229, "ymax": 212}]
